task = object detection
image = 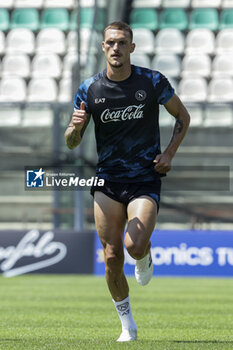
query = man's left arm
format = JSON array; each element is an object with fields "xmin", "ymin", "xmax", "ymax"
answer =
[{"xmin": 154, "ymin": 94, "xmax": 190, "ymax": 174}]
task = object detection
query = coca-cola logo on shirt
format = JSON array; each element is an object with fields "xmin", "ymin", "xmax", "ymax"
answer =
[{"xmin": 100, "ymin": 104, "xmax": 145, "ymax": 123}]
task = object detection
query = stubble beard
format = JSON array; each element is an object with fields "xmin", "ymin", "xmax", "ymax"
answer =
[
  {"xmin": 109, "ymin": 61, "xmax": 123, "ymax": 69},
  {"xmin": 108, "ymin": 54, "xmax": 123, "ymax": 68}
]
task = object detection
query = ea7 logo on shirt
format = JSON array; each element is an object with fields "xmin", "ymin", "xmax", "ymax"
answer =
[
  {"xmin": 95, "ymin": 98, "xmax": 106, "ymax": 104},
  {"xmin": 135, "ymin": 90, "xmax": 147, "ymax": 101}
]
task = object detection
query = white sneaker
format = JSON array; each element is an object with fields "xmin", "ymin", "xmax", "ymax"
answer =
[
  {"xmin": 117, "ymin": 328, "xmax": 137, "ymax": 342},
  {"xmin": 135, "ymin": 251, "xmax": 153, "ymax": 286}
]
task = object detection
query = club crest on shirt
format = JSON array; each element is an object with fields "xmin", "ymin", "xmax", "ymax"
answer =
[{"xmin": 135, "ymin": 90, "xmax": 147, "ymax": 101}]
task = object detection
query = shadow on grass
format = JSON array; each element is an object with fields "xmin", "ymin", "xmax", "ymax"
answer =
[
  {"xmin": 71, "ymin": 339, "xmax": 233, "ymax": 344},
  {"xmin": 173, "ymin": 340, "xmax": 233, "ymax": 344},
  {"xmin": 0, "ymin": 339, "xmax": 21, "ymax": 342}
]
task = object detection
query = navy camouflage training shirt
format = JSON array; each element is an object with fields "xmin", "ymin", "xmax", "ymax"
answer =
[{"xmin": 73, "ymin": 65, "xmax": 174, "ymax": 183}]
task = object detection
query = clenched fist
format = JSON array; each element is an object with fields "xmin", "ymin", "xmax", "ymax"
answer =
[{"xmin": 153, "ymin": 152, "xmax": 172, "ymax": 174}]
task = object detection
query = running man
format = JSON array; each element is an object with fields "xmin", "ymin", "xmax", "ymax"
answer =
[{"xmin": 65, "ymin": 22, "xmax": 190, "ymax": 342}]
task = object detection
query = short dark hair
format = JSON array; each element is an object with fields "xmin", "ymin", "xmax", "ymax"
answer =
[{"xmin": 104, "ymin": 21, "xmax": 133, "ymax": 42}]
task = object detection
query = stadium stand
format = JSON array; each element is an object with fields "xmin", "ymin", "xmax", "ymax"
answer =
[
  {"xmin": 44, "ymin": 0, "xmax": 76, "ymax": 9},
  {"xmin": 212, "ymin": 54, "xmax": 233, "ymax": 77},
  {"xmin": 22, "ymin": 108, "xmax": 53, "ymax": 127},
  {"xmin": 204, "ymin": 104, "xmax": 233, "ymax": 127},
  {"xmin": 185, "ymin": 29, "xmax": 215, "ymax": 54},
  {"xmin": 152, "ymin": 54, "xmax": 181, "ymax": 78},
  {"xmin": 220, "ymin": 9, "xmax": 233, "ymax": 28},
  {"xmin": 0, "ymin": 77, "xmax": 27, "ymax": 102},
  {"xmin": 0, "ymin": 9, "xmax": 9, "ymax": 32},
  {"xmin": 2, "ymin": 53, "xmax": 31, "ymax": 78},
  {"xmin": 0, "ymin": 0, "xmax": 233, "ymax": 230},
  {"xmin": 27, "ymin": 78, "xmax": 58, "ymax": 102},
  {"xmin": 63, "ymin": 53, "xmax": 78, "ymax": 77},
  {"xmin": 0, "ymin": 0, "xmax": 14, "ymax": 8},
  {"xmin": 155, "ymin": 28, "xmax": 185, "ymax": 54},
  {"xmin": 58, "ymin": 77, "xmax": 72, "ymax": 102},
  {"xmin": 183, "ymin": 105, "xmax": 203, "ymax": 126},
  {"xmin": 130, "ymin": 8, "xmax": 158, "ymax": 30},
  {"xmin": 163, "ymin": 0, "xmax": 190, "ymax": 8},
  {"xmin": 159, "ymin": 106, "xmax": 174, "ymax": 126},
  {"xmin": 181, "ymin": 54, "xmax": 211, "ymax": 78},
  {"xmin": 79, "ymin": 0, "xmax": 106, "ymax": 7},
  {"xmin": 31, "ymin": 53, "xmax": 62, "ymax": 79},
  {"xmin": 207, "ymin": 78, "xmax": 233, "ymax": 102},
  {"xmin": 36, "ymin": 28, "xmax": 66, "ymax": 54},
  {"xmin": 159, "ymin": 8, "xmax": 188, "ymax": 30},
  {"xmin": 132, "ymin": 0, "xmax": 161, "ymax": 7},
  {"xmin": 222, "ymin": 0, "xmax": 233, "ymax": 7},
  {"xmin": 0, "ymin": 107, "xmax": 21, "ymax": 126},
  {"xmin": 178, "ymin": 77, "xmax": 208, "ymax": 102},
  {"xmin": 0, "ymin": 31, "xmax": 5, "ymax": 54},
  {"xmin": 191, "ymin": 0, "xmax": 222, "ymax": 8},
  {"xmin": 67, "ymin": 30, "xmax": 78, "ymax": 52},
  {"xmin": 10, "ymin": 8, "xmax": 40, "ymax": 31},
  {"xmin": 78, "ymin": 8, "xmax": 94, "ymax": 28},
  {"xmin": 67, "ymin": 29, "xmax": 100, "ymax": 54},
  {"xmin": 133, "ymin": 28, "xmax": 155, "ymax": 54},
  {"xmin": 14, "ymin": 0, "xmax": 44, "ymax": 8},
  {"xmin": 6, "ymin": 28, "xmax": 35, "ymax": 54},
  {"xmin": 189, "ymin": 8, "xmax": 219, "ymax": 30},
  {"xmin": 70, "ymin": 10, "xmax": 79, "ymax": 30},
  {"xmin": 61, "ymin": 7, "xmax": 107, "ymax": 31},
  {"xmin": 41, "ymin": 8, "xmax": 70, "ymax": 31},
  {"xmin": 131, "ymin": 53, "xmax": 151, "ymax": 68},
  {"xmin": 216, "ymin": 28, "xmax": 233, "ymax": 53}
]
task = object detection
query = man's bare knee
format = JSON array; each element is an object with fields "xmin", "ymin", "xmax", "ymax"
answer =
[
  {"xmin": 104, "ymin": 245, "xmax": 124, "ymax": 274},
  {"xmin": 126, "ymin": 242, "xmax": 147, "ymax": 260}
]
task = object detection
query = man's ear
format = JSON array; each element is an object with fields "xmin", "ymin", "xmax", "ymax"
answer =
[
  {"xmin": 130, "ymin": 43, "xmax": 136, "ymax": 53},
  {"xmin": 102, "ymin": 41, "xmax": 105, "ymax": 52}
]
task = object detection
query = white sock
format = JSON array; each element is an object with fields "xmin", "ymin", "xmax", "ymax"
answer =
[{"xmin": 113, "ymin": 296, "xmax": 137, "ymax": 331}]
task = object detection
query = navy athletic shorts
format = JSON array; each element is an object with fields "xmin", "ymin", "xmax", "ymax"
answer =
[{"xmin": 91, "ymin": 179, "xmax": 161, "ymax": 211}]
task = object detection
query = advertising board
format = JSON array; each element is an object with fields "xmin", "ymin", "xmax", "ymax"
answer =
[
  {"xmin": 94, "ymin": 230, "xmax": 233, "ymax": 277},
  {"xmin": 0, "ymin": 230, "xmax": 94, "ymax": 277}
]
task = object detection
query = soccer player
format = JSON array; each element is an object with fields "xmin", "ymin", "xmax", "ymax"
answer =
[{"xmin": 65, "ymin": 22, "xmax": 190, "ymax": 342}]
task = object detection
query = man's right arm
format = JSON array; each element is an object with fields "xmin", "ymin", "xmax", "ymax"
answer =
[{"xmin": 64, "ymin": 101, "xmax": 90, "ymax": 149}]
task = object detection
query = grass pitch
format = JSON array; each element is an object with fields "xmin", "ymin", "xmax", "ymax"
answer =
[{"xmin": 0, "ymin": 275, "xmax": 232, "ymax": 350}]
